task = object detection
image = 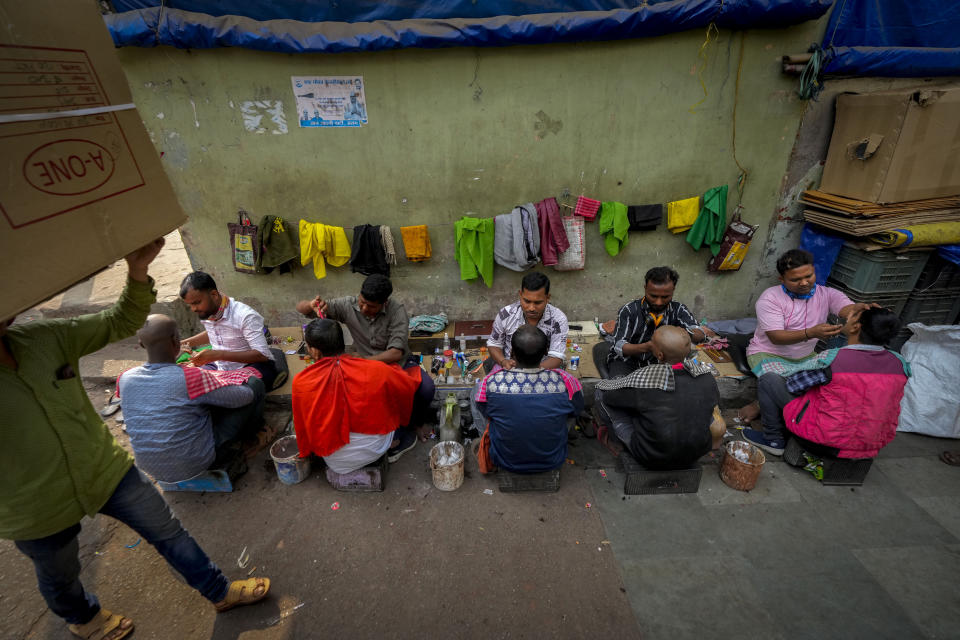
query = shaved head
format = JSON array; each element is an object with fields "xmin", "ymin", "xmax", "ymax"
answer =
[
  {"xmin": 511, "ymin": 324, "xmax": 549, "ymax": 368},
  {"xmin": 652, "ymin": 325, "xmax": 691, "ymax": 364},
  {"xmin": 138, "ymin": 314, "xmax": 180, "ymax": 362}
]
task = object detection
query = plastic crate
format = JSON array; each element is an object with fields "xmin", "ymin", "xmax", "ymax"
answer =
[
  {"xmin": 914, "ymin": 254, "xmax": 960, "ymax": 292},
  {"xmin": 826, "ymin": 280, "xmax": 910, "ymax": 317},
  {"xmin": 617, "ymin": 453, "xmax": 702, "ymax": 495},
  {"xmin": 498, "ymin": 468, "xmax": 560, "ymax": 492},
  {"xmin": 888, "ymin": 327, "xmax": 914, "ymax": 353},
  {"xmin": 900, "ymin": 290, "xmax": 960, "ymax": 326},
  {"xmin": 828, "ymin": 246, "xmax": 929, "ymax": 294}
]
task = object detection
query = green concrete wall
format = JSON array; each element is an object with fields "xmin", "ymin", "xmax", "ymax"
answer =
[{"xmin": 117, "ymin": 20, "xmax": 824, "ymax": 326}]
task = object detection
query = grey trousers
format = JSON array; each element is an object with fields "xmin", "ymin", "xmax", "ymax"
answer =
[{"xmin": 757, "ymin": 373, "xmax": 799, "ymax": 442}]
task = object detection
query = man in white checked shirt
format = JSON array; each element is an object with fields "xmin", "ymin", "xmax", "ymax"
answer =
[
  {"xmin": 486, "ymin": 271, "xmax": 569, "ymax": 372},
  {"xmin": 179, "ymin": 272, "xmax": 278, "ymax": 388}
]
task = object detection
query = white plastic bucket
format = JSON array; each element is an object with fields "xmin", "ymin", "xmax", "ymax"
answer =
[
  {"xmin": 269, "ymin": 435, "xmax": 311, "ymax": 485},
  {"xmin": 429, "ymin": 441, "xmax": 464, "ymax": 491}
]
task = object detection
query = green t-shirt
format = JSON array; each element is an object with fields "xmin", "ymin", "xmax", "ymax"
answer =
[{"xmin": 0, "ymin": 277, "xmax": 156, "ymax": 540}]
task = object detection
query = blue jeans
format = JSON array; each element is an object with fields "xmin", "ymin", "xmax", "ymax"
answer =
[
  {"xmin": 14, "ymin": 467, "xmax": 229, "ymax": 625},
  {"xmin": 403, "ymin": 356, "xmax": 435, "ymax": 428}
]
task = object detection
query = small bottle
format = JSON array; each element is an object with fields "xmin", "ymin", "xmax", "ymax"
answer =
[{"xmin": 443, "ymin": 332, "xmax": 450, "ymax": 350}]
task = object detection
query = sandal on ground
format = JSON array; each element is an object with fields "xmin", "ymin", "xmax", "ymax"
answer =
[
  {"xmin": 214, "ymin": 577, "xmax": 271, "ymax": 613},
  {"xmin": 68, "ymin": 609, "xmax": 133, "ymax": 640},
  {"xmin": 940, "ymin": 451, "xmax": 960, "ymax": 466},
  {"xmin": 597, "ymin": 425, "xmax": 622, "ymax": 458}
]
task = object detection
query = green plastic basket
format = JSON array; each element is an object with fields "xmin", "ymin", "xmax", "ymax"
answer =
[{"xmin": 828, "ymin": 246, "xmax": 929, "ymax": 294}]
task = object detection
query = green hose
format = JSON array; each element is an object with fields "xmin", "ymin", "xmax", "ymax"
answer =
[{"xmin": 797, "ymin": 44, "xmax": 825, "ymax": 101}]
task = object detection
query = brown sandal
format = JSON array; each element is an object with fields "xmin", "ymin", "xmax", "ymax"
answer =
[
  {"xmin": 68, "ymin": 609, "xmax": 134, "ymax": 640},
  {"xmin": 214, "ymin": 577, "xmax": 271, "ymax": 613},
  {"xmin": 940, "ymin": 451, "xmax": 960, "ymax": 466}
]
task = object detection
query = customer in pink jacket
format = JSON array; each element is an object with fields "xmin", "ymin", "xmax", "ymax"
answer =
[{"xmin": 782, "ymin": 307, "xmax": 910, "ymax": 460}]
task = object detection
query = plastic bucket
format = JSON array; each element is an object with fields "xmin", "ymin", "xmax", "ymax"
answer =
[
  {"xmin": 269, "ymin": 435, "xmax": 311, "ymax": 485},
  {"xmin": 429, "ymin": 441, "xmax": 465, "ymax": 492},
  {"xmin": 719, "ymin": 440, "xmax": 766, "ymax": 491}
]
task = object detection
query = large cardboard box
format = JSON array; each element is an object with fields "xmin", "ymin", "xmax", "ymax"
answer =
[
  {"xmin": 0, "ymin": 0, "xmax": 186, "ymax": 320},
  {"xmin": 820, "ymin": 87, "xmax": 960, "ymax": 204}
]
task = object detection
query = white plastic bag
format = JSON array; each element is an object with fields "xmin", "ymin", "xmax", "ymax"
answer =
[{"xmin": 897, "ymin": 323, "xmax": 960, "ymax": 438}]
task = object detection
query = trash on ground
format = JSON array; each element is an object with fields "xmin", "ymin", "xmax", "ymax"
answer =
[
  {"xmin": 330, "ymin": 502, "xmax": 340, "ymax": 511},
  {"xmin": 125, "ymin": 538, "xmax": 141, "ymax": 549},
  {"xmin": 237, "ymin": 546, "xmax": 250, "ymax": 568},
  {"xmin": 264, "ymin": 602, "xmax": 306, "ymax": 626}
]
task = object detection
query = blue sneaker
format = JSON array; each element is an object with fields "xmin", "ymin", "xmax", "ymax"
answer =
[{"xmin": 741, "ymin": 427, "xmax": 784, "ymax": 457}]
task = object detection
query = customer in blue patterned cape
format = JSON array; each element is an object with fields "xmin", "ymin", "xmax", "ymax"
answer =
[{"xmin": 476, "ymin": 325, "xmax": 584, "ymax": 473}]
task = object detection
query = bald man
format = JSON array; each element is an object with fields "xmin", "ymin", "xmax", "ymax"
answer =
[
  {"xmin": 118, "ymin": 314, "xmax": 266, "ymax": 483},
  {"xmin": 595, "ymin": 326, "xmax": 722, "ymax": 470}
]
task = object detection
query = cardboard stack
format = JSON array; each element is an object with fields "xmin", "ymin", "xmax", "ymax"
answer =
[
  {"xmin": 801, "ymin": 191, "xmax": 960, "ymax": 241},
  {"xmin": 802, "ymin": 86, "xmax": 960, "ymax": 251},
  {"xmin": 805, "ymin": 86, "xmax": 960, "ymax": 331},
  {"xmin": 0, "ymin": 1, "xmax": 186, "ymax": 320}
]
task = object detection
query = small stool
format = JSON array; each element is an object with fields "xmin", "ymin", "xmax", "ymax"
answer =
[
  {"xmin": 498, "ymin": 468, "xmax": 561, "ymax": 492},
  {"xmin": 156, "ymin": 469, "xmax": 233, "ymax": 493},
  {"xmin": 325, "ymin": 455, "xmax": 387, "ymax": 492},
  {"xmin": 616, "ymin": 453, "xmax": 702, "ymax": 495},
  {"xmin": 822, "ymin": 457, "xmax": 873, "ymax": 486},
  {"xmin": 784, "ymin": 438, "xmax": 873, "ymax": 486}
]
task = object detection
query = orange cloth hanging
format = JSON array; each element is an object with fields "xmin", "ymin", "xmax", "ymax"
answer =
[{"xmin": 400, "ymin": 225, "xmax": 432, "ymax": 261}]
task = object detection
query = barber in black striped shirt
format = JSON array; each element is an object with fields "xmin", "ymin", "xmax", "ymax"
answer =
[{"xmin": 603, "ymin": 266, "xmax": 715, "ymax": 378}]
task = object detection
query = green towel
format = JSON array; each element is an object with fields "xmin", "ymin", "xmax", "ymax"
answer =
[
  {"xmin": 686, "ymin": 185, "xmax": 727, "ymax": 255},
  {"xmin": 599, "ymin": 201, "xmax": 629, "ymax": 257},
  {"xmin": 455, "ymin": 216, "xmax": 495, "ymax": 287}
]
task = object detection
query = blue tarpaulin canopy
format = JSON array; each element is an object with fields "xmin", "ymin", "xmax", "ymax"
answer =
[
  {"xmin": 104, "ymin": 0, "xmax": 832, "ymax": 54},
  {"xmin": 821, "ymin": 0, "xmax": 960, "ymax": 77}
]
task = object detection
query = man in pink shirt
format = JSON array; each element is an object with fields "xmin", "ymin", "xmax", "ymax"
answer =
[{"xmin": 742, "ymin": 249, "xmax": 871, "ymax": 455}]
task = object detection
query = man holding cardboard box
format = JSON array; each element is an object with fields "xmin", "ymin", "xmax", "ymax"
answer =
[{"xmin": 0, "ymin": 240, "xmax": 270, "ymax": 640}]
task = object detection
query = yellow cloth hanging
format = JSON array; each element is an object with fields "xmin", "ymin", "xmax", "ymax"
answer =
[
  {"xmin": 299, "ymin": 220, "xmax": 351, "ymax": 279},
  {"xmin": 666, "ymin": 196, "xmax": 700, "ymax": 234},
  {"xmin": 400, "ymin": 225, "xmax": 432, "ymax": 261}
]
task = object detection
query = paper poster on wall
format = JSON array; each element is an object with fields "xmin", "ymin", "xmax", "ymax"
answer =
[{"xmin": 291, "ymin": 76, "xmax": 367, "ymax": 128}]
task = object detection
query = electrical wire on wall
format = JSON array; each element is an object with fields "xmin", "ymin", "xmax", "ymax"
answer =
[
  {"xmin": 730, "ymin": 31, "xmax": 748, "ymax": 207},
  {"xmin": 688, "ymin": 22, "xmax": 719, "ymax": 114}
]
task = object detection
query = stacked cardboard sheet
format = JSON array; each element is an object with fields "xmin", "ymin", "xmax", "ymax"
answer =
[{"xmin": 801, "ymin": 190, "xmax": 960, "ymax": 239}]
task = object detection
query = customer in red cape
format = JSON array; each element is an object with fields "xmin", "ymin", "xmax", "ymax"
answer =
[{"xmin": 292, "ymin": 319, "xmax": 423, "ymax": 472}]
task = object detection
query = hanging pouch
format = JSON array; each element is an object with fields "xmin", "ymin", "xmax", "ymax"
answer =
[
  {"xmin": 707, "ymin": 206, "xmax": 758, "ymax": 272},
  {"xmin": 554, "ymin": 216, "xmax": 586, "ymax": 271},
  {"xmin": 228, "ymin": 209, "xmax": 259, "ymax": 274}
]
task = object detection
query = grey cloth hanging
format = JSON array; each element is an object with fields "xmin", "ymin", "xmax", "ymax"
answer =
[{"xmin": 493, "ymin": 203, "xmax": 541, "ymax": 271}]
